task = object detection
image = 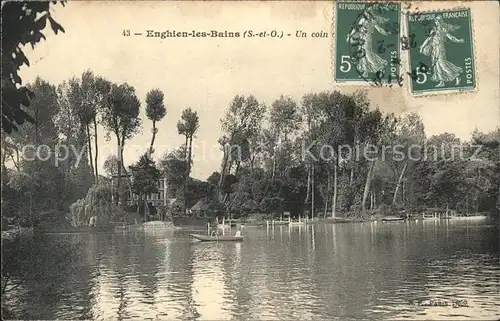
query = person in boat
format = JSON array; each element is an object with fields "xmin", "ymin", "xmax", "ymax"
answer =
[
  {"xmin": 88, "ymin": 215, "xmax": 97, "ymax": 228},
  {"xmin": 234, "ymin": 229, "xmax": 242, "ymax": 237},
  {"xmin": 211, "ymin": 227, "xmax": 220, "ymax": 236}
]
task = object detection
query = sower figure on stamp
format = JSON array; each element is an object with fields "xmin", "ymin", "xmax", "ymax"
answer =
[
  {"xmin": 347, "ymin": 8, "xmax": 392, "ymax": 78},
  {"xmin": 419, "ymin": 16, "xmax": 464, "ymax": 88}
]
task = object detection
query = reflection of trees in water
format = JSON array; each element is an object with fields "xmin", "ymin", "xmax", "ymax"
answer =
[
  {"xmin": 107, "ymin": 232, "xmax": 141, "ymax": 320},
  {"xmin": 236, "ymin": 227, "xmax": 317, "ymax": 319},
  {"xmin": 59, "ymin": 234, "xmax": 101, "ymax": 320},
  {"xmin": 406, "ymin": 221, "xmax": 499, "ymax": 292},
  {"xmin": 1, "ymin": 235, "xmax": 84, "ymax": 319},
  {"xmin": 307, "ymin": 223, "xmax": 410, "ymax": 318},
  {"xmin": 167, "ymin": 233, "xmax": 199, "ymax": 320},
  {"xmin": 3, "ymin": 225, "xmax": 496, "ymax": 320},
  {"xmin": 135, "ymin": 232, "xmax": 163, "ymax": 315},
  {"xmin": 84, "ymin": 231, "xmax": 197, "ymax": 319},
  {"xmin": 115, "ymin": 270, "xmax": 128, "ymax": 320},
  {"xmin": 106, "ymin": 232, "xmax": 164, "ymax": 318},
  {"xmin": 285, "ymin": 226, "xmax": 324, "ymax": 316},
  {"xmin": 217, "ymin": 242, "xmax": 252, "ymax": 318},
  {"xmin": 320, "ymin": 222, "xmax": 500, "ymax": 318}
]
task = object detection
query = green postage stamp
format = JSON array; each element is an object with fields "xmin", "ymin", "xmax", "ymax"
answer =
[
  {"xmin": 406, "ymin": 8, "xmax": 476, "ymax": 95},
  {"xmin": 334, "ymin": 2, "xmax": 401, "ymax": 85}
]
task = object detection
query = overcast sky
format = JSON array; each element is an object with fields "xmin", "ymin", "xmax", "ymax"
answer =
[{"xmin": 20, "ymin": 1, "xmax": 499, "ymax": 180}]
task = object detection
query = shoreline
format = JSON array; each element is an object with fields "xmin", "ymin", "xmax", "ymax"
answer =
[{"xmin": 1, "ymin": 226, "xmax": 34, "ymax": 241}]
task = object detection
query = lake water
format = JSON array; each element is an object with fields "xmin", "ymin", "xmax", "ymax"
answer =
[{"xmin": 3, "ymin": 220, "xmax": 499, "ymax": 320}]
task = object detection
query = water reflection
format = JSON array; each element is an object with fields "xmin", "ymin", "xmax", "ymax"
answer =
[
  {"xmin": 2, "ymin": 222, "xmax": 499, "ymax": 320},
  {"xmin": 191, "ymin": 244, "xmax": 224, "ymax": 319}
]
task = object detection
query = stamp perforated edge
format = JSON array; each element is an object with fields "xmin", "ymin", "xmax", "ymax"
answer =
[
  {"xmin": 403, "ymin": 6, "xmax": 478, "ymax": 98},
  {"xmin": 332, "ymin": 1, "xmax": 368, "ymax": 86},
  {"xmin": 331, "ymin": 1, "xmax": 403, "ymax": 87}
]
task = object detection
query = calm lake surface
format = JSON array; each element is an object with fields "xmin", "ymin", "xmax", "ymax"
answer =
[{"xmin": 5, "ymin": 220, "xmax": 500, "ymax": 320}]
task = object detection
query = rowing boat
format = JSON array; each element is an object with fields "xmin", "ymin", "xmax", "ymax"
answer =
[
  {"xmin": 190, "ymin": 233, "xmax": 243, "ymax": 242},
  {"xmin": 325, "ymin": 217, "xmax": 361, "ymax": 223}
]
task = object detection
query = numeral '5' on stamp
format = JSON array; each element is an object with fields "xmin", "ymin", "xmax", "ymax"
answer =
[
  {"xmin": 406, "ymin": 8, "xmax": 476, "ymax": 95},
  {"xmin": 334, "ymin": 2, "xmax": 401, "ymax": 86}
]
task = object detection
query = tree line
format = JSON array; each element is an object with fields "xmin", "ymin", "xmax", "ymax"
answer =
[
  {"xmin": 0, "ymin": 70, "xmax": 203, "ymax": 227},
  {"xmin": 198, "ymin": 92, "xmax": 499, "ymax": 219},
  {"xmin": 2, "ymin": 77, "xmax": 499, "ymax": 227}
]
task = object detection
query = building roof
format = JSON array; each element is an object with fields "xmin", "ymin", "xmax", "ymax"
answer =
[{"xmin": 191, "ymin": 198, "xmax": 209, "ymax": 211}]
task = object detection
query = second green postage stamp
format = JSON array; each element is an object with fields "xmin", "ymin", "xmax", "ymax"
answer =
[
  {"xmin": 334, "ymin": 2, "xmax": 401, "ymax": 85},
  {"xmin": 406, "ymin": 8, "xmax": 476, "ymax": 95}
]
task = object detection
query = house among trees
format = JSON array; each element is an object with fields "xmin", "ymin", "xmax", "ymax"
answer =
[
  {"xmin": 110, "ymin": 172, "xmax": 169, "ymax": 206},
  {"xmin": 190, "ymin": 198, "xmax": 209, "ymax": 217}
]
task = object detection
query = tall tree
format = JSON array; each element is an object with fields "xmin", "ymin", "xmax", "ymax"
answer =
[
  {"xmin": 16, "ymin": 79, "xmax": 68, "ymax": 223},
  {"xmin": 66, "ymin": 71, "xmax": 110, "ymax": 183},
  {"xmin": 2, "ymin": 78, "xmax": 59, "ymax": 174},
  {"xmin": 130, "ymin": 153, "xmax": 161, "ymax": 222},
  {"xmin": 56, "ymin": 81, "xmax": 82, "ymax": 175},
  {"xmin": 177, "ymin": 108, "xmax": 199, "ymax": 214},
  {"xmin": 18, "ymin": 78, "xmax": 60, "ymax": 147},
  {"xmin": 0, "ymin": 78, "xmax": 69, "ymax": 226},
  {"xmin": 159, "ymin": 146, "xmax": 188, "ymax": 199},
  {"xmin": 425, "ymin": 133, "xmax": 465, "ymax": 209},
  {"xmin": 101, "ymin": 83, "xmax": 141, "ymax": 206},
  {"xmin": 316, "ymin": 92, "xmax": 347, "ymax": 218},
  {"xmin": 359, "ymin": 110, "xmax": 397, "ymax": 212},
  {"xmin": 303, "ymin": 91, "xmax": 364, "ymax": 218},
  {"xmin": 145, "ymin": 89, "xmax": 166, "ymax": 154},
  {"xmin": 55, "ymin": 81, "xmax": 95, "ymax": 204},
  {"xmin": 299, "ymin": 94, "xmax": 320, "ymax": 212},
  {"xmin": 468, "ymin": 129, "xmax": 500, "ymax": 212},
  {"xmin": 90, "ymin": 75, "xmax": 111, "ymax": 183},
  {"xmin": 390, "ymin": 112, "xmax": 426, "ymax": 206},
  {"xmin": 219, "ymin": 95, "xmax": 265, "ymax": 203},
  {"xmin": 269, "ymin": 96, "xmax": 301, "ymax": 178}
]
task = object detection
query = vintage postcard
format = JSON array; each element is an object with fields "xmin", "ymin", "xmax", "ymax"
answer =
[{"xmin": 1, "ymin": 1, "xmax": 499, "ymax": 321}]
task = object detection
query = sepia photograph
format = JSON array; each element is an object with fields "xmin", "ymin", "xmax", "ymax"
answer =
[{"xmin": 1, "ymin": 1, "xmax": 499, "ymax": 320}]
